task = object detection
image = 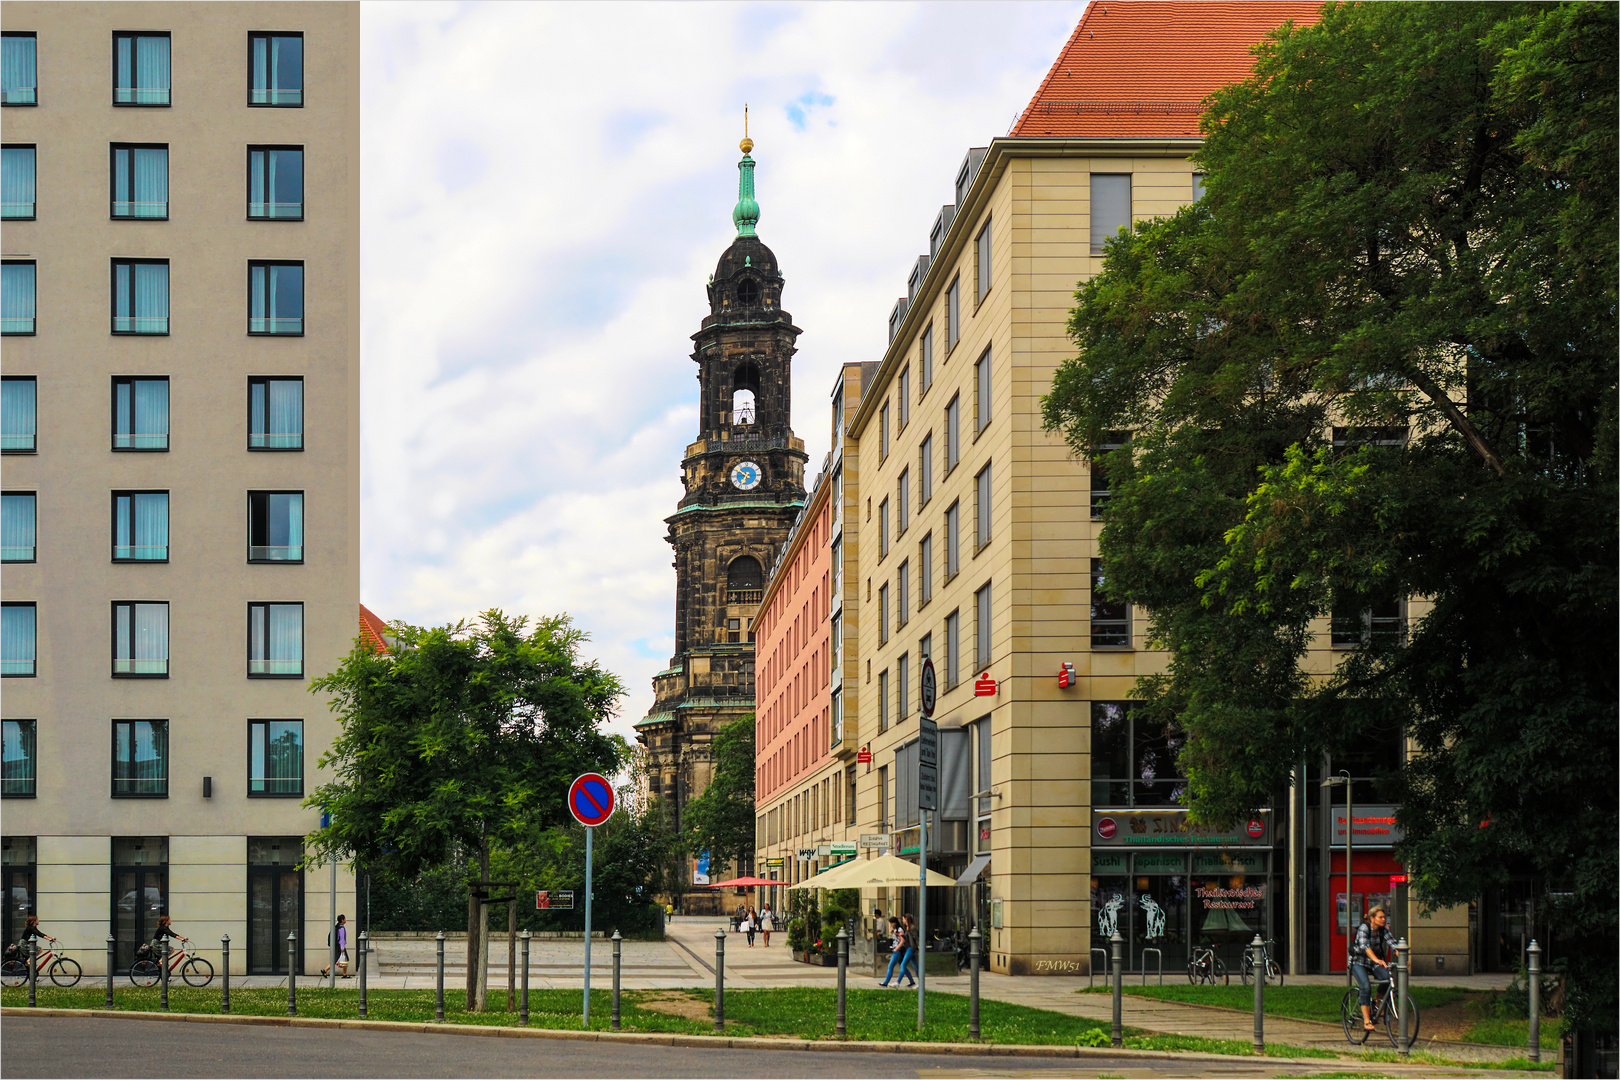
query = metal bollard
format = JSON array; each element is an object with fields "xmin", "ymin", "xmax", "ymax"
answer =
[
  {"xmin": 519, "ymin": 930, "xmax": 530, "ymax": 1026},
  {"xmin": 221, "ymin": 934, "xmax": 231, "ymax": 1013},
  {"xmin": 1251, "ymin": 934, "xmax": 1265, "ymax": 1053},
  {"xmin": 1110, "ymin": 929, "xmax": 1123, "ymax": 1048},
  {"xmin": 835, "ymin": 928, "xmax": 847, "ymax": 1038},
  {"xmin": 357, "ymin": 930, "xmax": 368, "ymax": 1018},
  {"xmin": 1393, "ymin": 937, "xmax": 1410, "ymax": 1057},
  {"xmin": 161, "ymin": 937, "xmax": 171, "ymax": 1010},
  {"xmin": 968, "ymin": 927, "xmax": 982, "ymax": 1041},
  {"xmin": 1527, "ymin": 939, "xmax": 1541, "ymax": 1064},
  {"xmin": 105, "ymin": 936, "xmax": 116, "ymax": 1009},
  {"xmin": 434, "ymin": 930, "xmax": 445, "ymax": 1022},
  {"xmin": 714, "ymin": 927, "xmax": 726, "ymax": 1032},
  {"xmin": 27, "ymin": 938, "xmax": 37, "ymax": 1007},
  {"xmin": 287, "ymin": 931, "xmax": 297, "ymax": 1015},
  {"xmin": 611, "ymin": 930, "xmax": 623, "ymax": 1032}
]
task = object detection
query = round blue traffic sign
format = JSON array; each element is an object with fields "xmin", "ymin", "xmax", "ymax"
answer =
[{"xmin": 568, "ymin": 772, "xmax": 615, "ymax": 827}]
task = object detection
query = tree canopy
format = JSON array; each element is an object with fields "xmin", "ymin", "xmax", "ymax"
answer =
[
  {"xmin": 680, "ymin": 714, "xmax": 757, "ymax": 880},
  {"xmin": 1043, "ymin": 1, "xmax": 1615, "ymax": 1028}
]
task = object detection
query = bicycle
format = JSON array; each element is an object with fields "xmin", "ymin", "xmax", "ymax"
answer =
[
  {"xmin": 1239, "ymin": 937, "xmax": 1285, "ymax": 987},
  {"xmin": 1186, "ymin": 943, "xmax": 1228, "ymax": 985},
  {"xmin": 129, "ymin": 937, "xmax": 213, "ymax": 988},
  {"xmin": 1341, "ymin": 968, "xmax": 1421, "ymax": 1049},
  {"xmin": 1, "ymin": 940, "xmax": 82, "ymax": 987}
]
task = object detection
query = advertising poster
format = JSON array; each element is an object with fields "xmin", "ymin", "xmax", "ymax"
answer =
[{"xmin": 693, "ymin": 850, "xmax": 710, "ymax": 886}]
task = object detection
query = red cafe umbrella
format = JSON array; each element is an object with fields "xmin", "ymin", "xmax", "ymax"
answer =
[{"xmin": 707, "ymin": 876, "xmax": 779, "ymax": 888}]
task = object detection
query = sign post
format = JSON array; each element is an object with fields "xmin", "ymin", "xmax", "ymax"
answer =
[
  {"xmin": 917, "ymin": 658, "xmax": 938, "ymax": 1031},
  {"xmin": 568, "ymin": 772, "xmax": 615, "ymax": 1027}
]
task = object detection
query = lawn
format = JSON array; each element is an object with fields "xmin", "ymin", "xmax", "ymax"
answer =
[
  {"xmin": 1084, "ymin": 982, "xmax": 1469, "ymax": 1024},
  {"xmin": 1462, "ymin": 1006, "xmax": 1563, "ymax": 1049}
]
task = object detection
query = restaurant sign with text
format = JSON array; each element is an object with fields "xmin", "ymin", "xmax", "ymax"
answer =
[
  {"xmin": 1093, "ymin": 809, "xmax": 1272, "ymax": 847},
  {"xmin": 1330, "ymin": 804, "xmax": 1403, "ymax": 848}
]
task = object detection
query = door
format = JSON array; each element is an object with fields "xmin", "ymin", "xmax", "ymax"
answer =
[
  {"xmin": 248, "ymin": 866, "xmax": 302, "ymax": 973},
  {"xmin": 112, "ymin": 868, "xmax": 166, "ymax": 971},
  {"xmin": 3, "ymin": 865, "xmax": 34, "ymax": 945}
]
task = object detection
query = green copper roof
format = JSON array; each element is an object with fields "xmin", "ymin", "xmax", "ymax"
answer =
[
  {"xmin": 636, "ymin": 712, "xmax": 676, "ymax": 729},
  {"xmin": 734, "ymin": 148, "xmax": 759, "ymax": 237},
  {"xmin": 671, "ymin": 499, "xmax": 804, "ymax": 517}
]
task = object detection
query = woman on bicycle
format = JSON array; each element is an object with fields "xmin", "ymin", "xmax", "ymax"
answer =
[
  {"xmin": 153, "ymin": 914, "xmax": 184, "ymax": 949},
  {"xmin": 1350, "ymin": 905, "xmax": 1395, "ymax": 1032},
  {"xmin": 19, "ymin": 915, "xmax": 54, "ymax": 956}
]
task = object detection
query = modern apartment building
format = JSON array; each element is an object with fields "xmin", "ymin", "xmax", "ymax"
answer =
[{"xmin": 0, "ymin": 2, "xmax": 360, "ymax": 975}]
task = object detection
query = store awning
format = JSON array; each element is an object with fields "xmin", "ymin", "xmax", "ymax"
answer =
[{"xmin": 957, "ymin": 854, "xmax": 991, "ymax": 885}]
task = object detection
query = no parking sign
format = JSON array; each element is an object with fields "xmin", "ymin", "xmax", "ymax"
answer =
[{"xmin": 568, "ymin": 773, "xmax": 615, "ymax": 827}]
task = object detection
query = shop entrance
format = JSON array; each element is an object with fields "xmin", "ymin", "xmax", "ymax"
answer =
[
  {"xmin": 248, "ymin": 837, "xmax": 304, "ymax": 974},
  {"xmin": 1326, "ymin": 850, "xmax": 1399, "ymax": 973}
]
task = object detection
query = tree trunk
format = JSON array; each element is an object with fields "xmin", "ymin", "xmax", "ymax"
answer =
[
  {"xmin": 475, "ymin": 846, "xmax": 490, "ymax": 1012},
  {"xmin": 465, "ymin": 882, "xmax": 480, "ymax": 1011}
]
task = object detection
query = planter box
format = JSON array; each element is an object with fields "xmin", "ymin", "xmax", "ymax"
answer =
[{"xmin": 794, "ymin": 951, "xmax": 836, "ymax": 966}]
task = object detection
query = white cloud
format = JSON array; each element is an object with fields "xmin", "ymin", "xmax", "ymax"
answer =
[{"xmin": 359, "ymin": 0, "xmax": 1087, "ymax": 738}]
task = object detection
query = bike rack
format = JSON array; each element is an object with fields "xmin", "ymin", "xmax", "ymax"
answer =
[
  {"xmin": 1141, "ymin": 947, "xmax": 1163, "ymax": 986},
  {"xmin": 1088, "ymin": 947, "xmax": 1109, "ymax": 989}
]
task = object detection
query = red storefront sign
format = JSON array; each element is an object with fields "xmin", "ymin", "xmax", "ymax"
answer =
[{"xmin": 974, "ymin": 673, "xmax": 998, "ymax": 696}]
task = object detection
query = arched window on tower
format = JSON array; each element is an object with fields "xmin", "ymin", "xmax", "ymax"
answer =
[
  {"xmin": 726, "ymin": 555, "xmax": 764, "ymax": 606},
  {"xmin": 732, "ymin": 362, "xmax": 760, "ymax": 426},
  {"xmin": 736, "ymin": 279, "xmax": 760, "ymax": 306}
]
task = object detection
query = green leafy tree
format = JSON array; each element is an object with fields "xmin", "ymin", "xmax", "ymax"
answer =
[
  {"xmin": 1042, "ymin": 1, "xmax": 1615, "ymax": 1029},
  {"xmin": 306, "ymin": 610, "xmax": 624, "ymax": 1010},
  {"xmin": 681, "ymin": 714, "xmax": 757, "ymax": 884}
]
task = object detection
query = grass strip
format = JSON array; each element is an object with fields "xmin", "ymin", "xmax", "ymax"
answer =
[
  {"xmin": 1462, "ymin": 1012, "xmax": 1563, "ymax": 1049},
  {"xmin": 1083, "ymin": 982, "xmax": 1469, "ymax": 1022},
  {"xmin": 1120, "ymin": 1034, "xmax": 1336, "ymax": 1059}
]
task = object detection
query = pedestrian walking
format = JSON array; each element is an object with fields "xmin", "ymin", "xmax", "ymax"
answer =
[
  {"xmin": 879, "ymin": 918, "xmax": 911, "ymax": 987},
  {"xmin": 900, "ymin": 914, "xmax": 919, "ymax": 986},
  {"xmin": 319, "ymin": 914, "xmax": 350, "ymax": 978},
  {"xmin": 759, "ymin": 904, "xmax": 774, "ymax": 947},
  {"xmin": 743, "ymin": 908, "xmax": 756, "ymax": 947}
]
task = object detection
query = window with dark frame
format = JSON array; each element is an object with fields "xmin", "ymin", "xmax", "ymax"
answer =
[
  {"xmin": 248, "ymin": 602, "xmax": 303, "ymax": 677},
  {"xmin": 879, "ymin": 401, "xmax": 889, "ymax": 460},
  {"xmin": 946, "ymin": 276, "xmax": 960, "ymax": 351},
  {"xmin": 0, "ymin": 602, "xmax": 35, "ymax": 676},
  {"xmin": 897, "ymin": 651, "xmax": 910, "ymax": 719},
  {"xmin": 1089, "ymin": 701, "xmax": 1186, "ymax": 807},
  {"xmin": 113, "ymin": 33, "xmax": 171, "ymax": 106},
  {"xmin": 975, "ymin": 347, "xmax": 992, "ymax": 433},
  {"xmin": 112, "ymin": 491, "xmax": 169, "ymax": 562},
  {"xmin": 975, "ymin": 218, "xmax": 992, "ymax": 304},
  {"xmin": 1090, "ymin": 431, "xmax": 1128, "ymax": 518},
  {"xmin": 898, "ymin": 365, "xmax": 910, "ymax": 430},
  {"xmin": 896, "ymin": 559, "xmax": 909, "ymax": 629},
  {"xmin": 1090, "ymin": 173, "xmax": 1131, "ymax": 255},
  {"xmin": 248, "ymin": 719, "xmax": 303, "ymax": 796},
  {"xmin": 878, "ymin": 496, "xmax": 889, "ymax": 557},
  {"xmin": 110, "ymin": 144, "xmax": 168, "ymax": 219},
  {"xmin": 111, "ymin": 258, "xmax": 168, "ymax": 334},
  {"xmin": 919, "ymin": 325, "xmax": 933, "ymax": 393},
  {"xmin": 975, "ymin": 581, "xmax": 992, "ymax": 670},
  {"xmin": 1, "ymin": 377, "xmax": 34, "ymax": 451},
  {"xmin": 918, "ymin": 532, "xmax": 933, "ymax": 608},
  {"xmin": 1, "ymin": 718, "xmax": 35, "ymax": 796},
  {"xmin": 944, "ymin": 499, "xmax": 959, "ymax": 580},
  {"xmin": 113, "ymin": 376, "xmax": 169, "ymax": 450},
  {"xmin": 2, "ymin": 261, "xmax": 36, "ymax": 334},
  {"xmin": 1331, "ymin": 596, "xmax": 1407, "ymax": 649},
  {"xmin": 943, "ymin": 609, "xmax": 959, "ymax": 690},
  {"xmin": 248, "ymin": 491, "xmax": 303, "ymax": 563},
  {"xmin": 1090, "ymin": 558, "xmax": 1130, "ymax": 648},
  {"xmin": 896, "ymin": 468, "xmax": 909, "ymax": 536},
  {"xmin": 918, "ymin": 433, "xmax": 933, "ymax": 506},
  {"xmin": 975, "ymin": 462, "xmax": 992, "ymax": 550},
  {"xmin": 878, "ymin": 582, "xmax": 889, "ymax": 644},
  {"xmin": 1, "ymin": 33, "xmax": 38, "ymax": 106},
  {"xmin": 112, "ymin": 601, "xmax": 169, "ymax": 675},
  {"xmin": 878, "ymin": 669, "xmax": 889, "ymax": 733},
  {"xmin": 1, "ymin": 492, "xmax": 35, "ymax": 562},
  {"xmin": 2, "ymin": 145, "xmax": 35, "ymax": 219},
  {"xmin": 248, "ymin": 146, "xmax": 303, "ymax": 220},
  {"xmin": 112, "ymin": 719, "xmax": 167, "ymax": 796},
  {"xmin": 249, "ymin": 33, "xmax": 303, "ymax": 107},
  {"xmin": 249, "ymin": 377, "xmax": 303, "ymax": 449},
  {"xmin": 249, "ymin": 261, "xmax": 303, "ymax": 335},
  {"xmin": 945, "ymin": 394, "xmax": 960, "ymax": 472}
]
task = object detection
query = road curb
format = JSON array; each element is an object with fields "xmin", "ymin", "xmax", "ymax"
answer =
[{"xmin": 0, "ymin": 1006, "xmax": 1462, "ymax": 1069}]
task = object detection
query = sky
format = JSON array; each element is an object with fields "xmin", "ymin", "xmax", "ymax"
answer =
[{"xmin": 359, "ymin": 1, "xmax": 1088, "ymax": 742}]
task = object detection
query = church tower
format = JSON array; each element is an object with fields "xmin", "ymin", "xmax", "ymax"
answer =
[{"xmin": 637, "ymin": 134, "xmax": 807, "ymax": 903}]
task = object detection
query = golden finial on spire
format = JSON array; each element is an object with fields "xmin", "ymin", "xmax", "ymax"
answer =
[{"xmin": 740, "ymin": 104, "xmax": 753, "ymax": 155}]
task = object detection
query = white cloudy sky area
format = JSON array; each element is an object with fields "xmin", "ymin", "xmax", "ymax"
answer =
[{"xmin": 359, "ymin": 1, "xmax": 1088, "ymax": 741}]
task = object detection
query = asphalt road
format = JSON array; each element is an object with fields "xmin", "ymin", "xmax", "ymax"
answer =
[{"xmin": 0, "ymin": 1016, "xmax": 1307, "ymax": 1079}]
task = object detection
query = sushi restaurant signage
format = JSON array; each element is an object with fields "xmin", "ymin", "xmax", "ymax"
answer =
[{"xmin": 1092, "ymin": 809, "xmax": 1271, "ymax": 847}]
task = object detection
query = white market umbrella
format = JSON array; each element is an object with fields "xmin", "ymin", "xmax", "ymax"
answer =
[{"xmin": 790, "ymin": 852, "xmax": 956, "ymax": 890}]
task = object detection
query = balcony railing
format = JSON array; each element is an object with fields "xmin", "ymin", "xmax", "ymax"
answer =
[
  {"xmin": 1, "ymin": 201, "xmax": 34, "ymax": 219},
  {"xmin": 1090, "ymin": 615, "xmax": 1130, "ymax": 649},
  {"xmin": 250, "ymin": 657, "xmax": 301, "ymax": 676},
  {"xmin": 114, "ymin": 432, "xmax": 168, "ymax": 450},
  {"xmin": 250, "ymin": 87, "xmax": 302, "ymax": 106},
  {"xmin": 113, "ymin": 545, "xmax": 167, "ymax": 561},
  {"xmin": 112, "ymin": 775, "xmax": 166, "ymax": 795},
  {"xmin": 0, "ymin": 434, "xmax": 35, "ymax": 451},
  {"xmin": 249, "ymin": 431, "xmax": 302, "ymax": 449},
  {"xmin": 113, "ymin": 657, "xmax": 167, "ymax": 675},
  {"xmin": 2, "ymin": 86, "xmax": 36, "ymax": 105},
  {"xmin": 249, "ymin": 545, "xmax": 302, "ymax": 562},
  {"xmin": 727, "ymin": 589, "xmax": 763, "ymax": 605},
  {"xmin": 0, "ymin": 768, "xmax": 35, "ymax": 796},
  {"xmin": 1, "ymin": 317, "xmax": 35, "ymax": 334},
  {"xmin": 250, "ymin": 774, "xmax": 300, "ymax": 794},
  {"xmin": 1, "ymin": 545, "xmax": 34, "ymax": 561},
  {"xmin": 249, "ymin": 201, "xmax": 303, "ymax": 220},
  {"xmin": 112, "ymin": 200, "xmax": 167, "ymax": 219},
  {"xmin": 0, "ymin": 660, "xmax": 34, "ymax": 676},
  {"xmin": 114, "ymin": 86, "xmax": 170, "ymax": 105},
  {"xmin": 113, "ymin": 315, "xmax": 167, "ymax": 334},
  {"xmin": 250, "ymin": 317, "xmax": 302, "ymax": 335},
  {"xmin": 1331, "ymin": 614, "xmax": 1407, "ymax": 648}
]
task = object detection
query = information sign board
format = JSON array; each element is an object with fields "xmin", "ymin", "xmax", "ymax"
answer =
[
  {"xmin": 535, "ymin": 890, "xmax": 575, "ymax": 910},
  {"xmin": 918, "ymin": 716, "xmax": 939, "ymax": 812}
]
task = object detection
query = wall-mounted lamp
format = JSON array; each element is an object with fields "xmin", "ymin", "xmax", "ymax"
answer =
[{"xmin": 202, "ymin": 776, "xmax": 213, "ymax": 799}]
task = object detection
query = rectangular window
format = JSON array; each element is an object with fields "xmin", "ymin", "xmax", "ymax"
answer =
[
  {"xmin": 110, "ymin": 144, "xmax": 168, "ymax": 218},
  {"xmin": 113, "ymin": 33, "xmax": 171, "ymax": 106},
  {"xmin": 919, "ymin": 326, "xmax": 933, "ymax": 393},
  {"xmin": 248, "ymin": 491, "xmax": 304, "ymax": 563},
  {"xmin": 976, "ymin": 717, "xmax": 992, "ymax": 851},
  {"xmin": 944, "ymin": 499, "xmax": 959, "ymax": 580},
  {"xmin": 830, "ymin": 535, "xmax": 841, "ymax": 597},
  {"xmin": 1090, "ymin": 173, "xmax": 1132, "ymax": 255},
  {"xmin": 2, "ymin": 719, "xmax": 35, "ymax": 796},
  {"xmin": 919, "ymin": 631, "xmax": 931, "ymax": 664},
  {"xmin": 2, "ymin": 145, "xmax": 35, "ymax": 218},
  {"xmin": 1090, "ymin": 701, "xmax": 1132, "ymax": 805},
  {"xmin": 1091, "ymin": 702, "xmax": 1185, "ymax": 807},
  {"xmin": 878, "ymin": 497, "xmax": 889, "ymax": 558},
  {"xmin": 112, "ymin": 720, "xmax": 167, "ymax": 796},
  {"xmin": 2, "ymin": 33, "xmax": 38, "ymax": 105},
  {"xmin": 2, "ymin": 261, "xmax": 36, "ymax": 334},
  {"xmin": 1, "ymin": 493, "xmax": 35, "ymax": 562},
  {"xmin": 248, "ymin": 603, "xmax": 303, "ymax": 677},
  {"xmin": 845, "ymin": 764, "xmax": 856, "ymax": 825},
  {"xmin": 975, "ymin": 218, "xmax": 992, "ymax": 304},
  {"xmin": 879, "ymin": 401, "xmax": 889, "ymax": 460},
  {"xmin": 918, "ymin": 434, "xmax": 933, "ymax": 506},
  {"xmin": 897, "ymin": 652, "xmax": 910, "ymax": 719},
  {"xmin": 111, "ymin": 259, "xmax": 169, "ymax": 334},
  {"xmin": 1, "ymin": 603, "xmax": 35, "ymax": 676},
  {"xmin": 829, "ymin": 688, "xmax": 842, "ymax": 748},
  {"xmin": 975, "ymin": 581, "xmax": 992, "ymax": 670},
  {"xmin": 248, "ymin": 146, "xmax": 303, "ymax": 220},
  {"xmin": 112, "ymin": 492, "xmax": 169, "ymax": 562},
  {"xmin": 1090, "ymin": 431, "xmax": 1128, "ymax": 518},
  {"xmin": 895, "ymin": 559, "xmax": 909, "ymax": 629},
  {"xmin": 943, "ymin": 609, "xmax": 959, "ymax": 690},
  {"xmin": 1331, "ymin": 597, "xmax": 1407, "ymax": 649},
  {"xmin": 1192, "ymin": 172, "xmax": 1206, "ymax": 201},
  {"xmin": 878, "ymin": 583, "xmax": 889, "ymax": 644},
  {"xmin": 975, "ymin": 462, "xmax": 992, "ymax": 550},
  {"xmin": 249, "ymin": 377, "xmax": 304, "ymax": 450},
  {"xmin": 1090, "ymin": 558, "xmax": 1130, "ymax": 648},
  {"xmin": 975, "ymin": 347, "xmax": 992, "ymax": 433},
  {"xmin": 898, "ymin": 366, "xmax": 910, "ymax": 430},
  {"xmin": 830, "ymin": 613, "xmax": 841, "ymax": 671},
  {"xmin": 878, "ymin": 669, "xmax": 889, "ymax": 733},
  {"xmin": 250, "ymin": 33, "xmax": 303, "ymax": 107},
  {"xmin": 112, "ymin": 601, "xmax": 169, "ymax": 676},
  {"xmin": 917, "ymin": 532, "xmax": 933, "ymax": 607},
  {"xmin": 112, "ymin": 377, "xmax": 169, "ymax": 450},
  {"xmin": 248, "ymin": 719, "xmax": 303, "ymax": 796},
  {"xmin": 946, "ymin": 276, "xmax": 960, "ymax": 351},
  {"xmin": 945, "ymin": 394, "xmax": 960, "ymax": 472},
  {"xmin": 877, "ymin": 765, "xmax": 889, "ymax": 828},
  {"xmin": 896, "ymin": 468, "xmax": 909, "ymax": 535},
  {"xmin": 1, "ymin": 377, "xmax": 34, "ymax": 452},
  {"xmin": 249, "ymin": 261, "xmax": 303, "ymax": 335}
]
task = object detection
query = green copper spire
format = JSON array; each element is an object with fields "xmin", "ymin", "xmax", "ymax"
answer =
[{"xmin": 733, "ymin": 108, "xmax": 759, "ymax": 237}]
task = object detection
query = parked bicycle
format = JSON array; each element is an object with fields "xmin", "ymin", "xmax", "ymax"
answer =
[
  {"xmin": 1240, "ymin": 937, "xmax": 1285, "ymax": 987},
  {"xmin": 1186, "ymin": 942, "xmax": 1228, "ymax": 985},
  {"xmin": 2, "ymin": 940, "xmax": 81, "ymax": 987},
  {"xmin": 1341, "ymin": 974, "xmax": 1421, "ymax": 1048},
  {"xmin": 130, "ymin": 936, "xmax": 213, "ymax": 988}
]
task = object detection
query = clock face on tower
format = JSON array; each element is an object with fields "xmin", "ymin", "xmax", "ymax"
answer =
[{"xmin": 730, "ymin": 460, "xmax": 763, "ymax": 491}]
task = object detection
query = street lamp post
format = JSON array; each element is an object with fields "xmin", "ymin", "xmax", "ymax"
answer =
[{"xmin": 1322, "ymin": 770, "xmax": 1353, "ymax": 986}]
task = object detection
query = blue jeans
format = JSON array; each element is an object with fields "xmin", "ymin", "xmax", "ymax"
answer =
[
  {"xmin": 1351, "ymin": 961, "xmax": 1388, "ymax": 1008},
  {"xmin": 899, "ymin": 946, "xmax": 917, "ymax": 984},
  {"xmin": 882, "ymin": 949, "xmax": 906, "ymax": 984}
]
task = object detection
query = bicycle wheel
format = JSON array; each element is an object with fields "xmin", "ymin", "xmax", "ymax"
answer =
[
  {"xmin": 1342, "ymin": 988, "xmax": 1372, "ymax": 1046},
  {"xmin": 1268, "ymin": 959, "xmax": 1284, "ymax": 987},
  {"xmin": 1186, "ymin": 958, "xmax": 1201, "ymax": 984},
  {"xmin": 1211, "ymin": 957, "xmax": 1228, "ymax": 985},
  {"xmin": 181, "ymin": 957, "xmax": 213, "ymax": 987},
  {"xmin": 49, "ymin": 957, "xmax": 81, "ymax": 987},
  {"xmin": 129, "ymin": 959, "xmax": 160, "ymax": 987},
  {"xmin": 1240, "ymin": 955, "xmax": 1253, "ymax": 985},
  {"xmin": 1, "ymin": 959, "xmax": 26, "ymax": 987}
]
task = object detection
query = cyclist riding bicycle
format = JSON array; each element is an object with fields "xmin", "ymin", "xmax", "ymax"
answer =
[
  {"xmin": 1349, "ymin": 904, "xmax": 1395, "ymax": 1033},
  {"xmin": 13, "ymin": 915, "xmax": 54, "ymax": 961},
  {"xmin": 152, "ymin": 914, "xmax": 184, "ymax": 949}
]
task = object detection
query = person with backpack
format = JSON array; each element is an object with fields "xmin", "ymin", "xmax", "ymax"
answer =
[{"xmin": 1349, "ymin": 905, "xmax": 1395, "ymax": 1032}]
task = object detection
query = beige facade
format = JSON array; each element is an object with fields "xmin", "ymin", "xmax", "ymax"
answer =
[{"xmin": 1, "ymin": 2, "xmax": 359, "ymax": 974}]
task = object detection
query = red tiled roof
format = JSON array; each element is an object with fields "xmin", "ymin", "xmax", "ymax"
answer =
[
  {"xmin": 1012, "ymin": 1, "xmax": 1322, "ymax": 138},
  {"xmin": 359, "ymin": 604, "xmax": 392, "ymax": 654}
]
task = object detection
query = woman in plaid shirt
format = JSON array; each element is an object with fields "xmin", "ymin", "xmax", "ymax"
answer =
[{"xmin": 1350, "ymin": 905, "xmax": 1395, "ymax": 1031}]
